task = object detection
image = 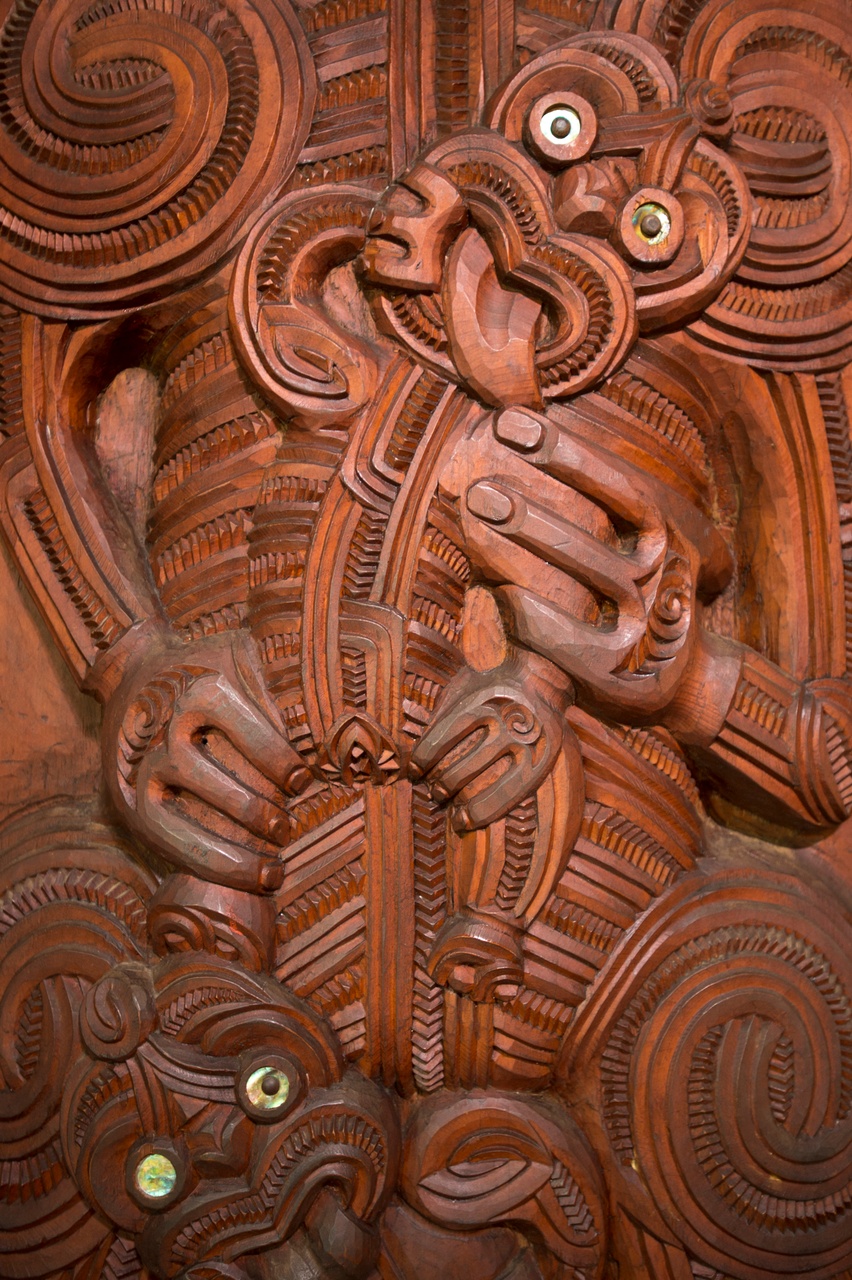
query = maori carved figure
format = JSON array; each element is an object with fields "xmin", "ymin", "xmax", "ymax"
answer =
[{"xmin": 1, "ymin": 0, "xmax": 852, "ymax": 1277}]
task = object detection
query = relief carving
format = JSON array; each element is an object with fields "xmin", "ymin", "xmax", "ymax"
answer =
[{"xmin": 1, "ymin": 0, "xmax": 852, "ymax": 1277}]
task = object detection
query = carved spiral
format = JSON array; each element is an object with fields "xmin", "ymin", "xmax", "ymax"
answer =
[
  {"xmin": 583, "ymin": 873, "xmax": 852, "ymax": 1279},
  {"xmin": 0, "ymin": 0, "xmax": 314, "ymax": 317},
  {"xmin": 80, "ymin": 965, "xmax": 156, "ymax": 1060},
  {"xmin": 496, "ymin": 696, "xmax": 542, "ymax": 745},
  {"xmin": 671, "ymin": 0, "xmax": 852, "ymax": 369},
  {"xmin": 116, "ymin": 664, "xmax": 211, "ymax": 792},
  {"xmin": 0, "ymin": 802, "xmax": 155, "ymax": 1278}
]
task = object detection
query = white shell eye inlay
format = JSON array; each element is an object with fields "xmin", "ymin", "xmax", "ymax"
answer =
[{"xmin": 540, "ymin": 105, "xmax": 582, "ymax": 146}]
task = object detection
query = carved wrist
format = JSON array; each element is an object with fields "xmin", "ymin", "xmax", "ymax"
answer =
[{"xmin": 679, "ymin": 642, "xmax": 852, "ymax": 834}]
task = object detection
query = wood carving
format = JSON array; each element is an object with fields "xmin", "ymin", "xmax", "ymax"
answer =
[{"xmin": 1, "ymin": 0, "xmax": 852, "ymax": 1277}]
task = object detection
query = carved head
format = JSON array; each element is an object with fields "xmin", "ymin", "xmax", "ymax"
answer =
[{"xmin": 63, "ymin": 957, "xmax": 397, "ymax": 1279}]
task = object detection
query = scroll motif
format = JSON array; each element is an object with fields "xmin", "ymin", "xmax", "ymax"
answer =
[{"xmin": 0, "ymin": 0, "xmax": 315, "ymax": 316}]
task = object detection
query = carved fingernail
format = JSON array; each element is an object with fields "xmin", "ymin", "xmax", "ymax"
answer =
[
  {"xmin": 430, "ymin": 781, "xmax": 450, "ymax": 804},
  {"xmin": 495, "ymin": 409, "xmax": 545, "ymax": 451},
  {"xmin": 260, "ymin": 860, "xmax": 285, "ymax": 891},
  {"xmin": 467, "ymin": 482, "xmax": 514, "ymax": 525},
  {"xmin": 452, "ymin": 805, "xmax": 473, "ymax": 833},
  {"xmin": 284, "ymin": 766, "xmax": 311, "ymax": 797}
]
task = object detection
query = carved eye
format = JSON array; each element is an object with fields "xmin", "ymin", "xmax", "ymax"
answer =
[
  {"xmin": 540, "ymin": 104, "xmax": 582, "ymax": 146},
  {"xmin": 245, "ymin": 1066, "xmax": 291, "ymax": 1109},
  {"xmin": 616, "ymin": 187, "xmax": 684, "ymax": 265},
  {"xmin": 633, "ymin": 202, "xmax": 672, "ymax": 245},
  {"xmin": 135, "ymin": 1153, "xmax": 177, "ymax": 1198},
  {"xmin": 525, "ymin": 91, "xmax": 596, "ymax": 165},
  {"xmin": 127, "ymin": 1139, "xmax": 186, "ymax": 1209},
  {"xmin": 238, "ymin": 1053, "xmax": 301, "ymax": 1121}
]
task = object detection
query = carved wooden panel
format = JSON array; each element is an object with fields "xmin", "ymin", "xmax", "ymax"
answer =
[{"xmin": 1, "ymin": 0, "xmax": 852, "ymax": 1276}]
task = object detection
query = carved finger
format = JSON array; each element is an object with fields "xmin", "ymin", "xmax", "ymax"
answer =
[
  {"xmin": 411, "ymin": 700, "xmax": 497, "ymax": 778},
  {"xmin": 174, "ymin": 677, "xmax": 311, "ymax": 798},
  {"xmin": 427, "ymin": 729, "xmax": 515, "ymax": 806},
  {"xmin": 453, "ymin": 758, "xmax": 543, "ymax": 832},
  {"xmin": 498, "ymin": 585, "xmax": 650, "ymax": 711},
  {"xmin": 495, "ymin": 406, "xmax": 666, "ymax": 562},
  {"xmin": 466, "ymin": 480, "xmax": 650, "ymax": 617},
  {"xmin": 494, "ymin": 406, "xmax": 732, "ymax": 586},
  {"xmin": 135, "ymin": 754, "xmax": 285, "ymax": 893},
  {"xmin": 155, "ymin": 730, "xmax": 291, "ymax": 846}
]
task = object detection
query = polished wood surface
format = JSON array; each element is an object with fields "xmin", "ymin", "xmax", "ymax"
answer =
[{"xmin": 1, "ymin": 0, "xmax": 852, "ymax": 1276}]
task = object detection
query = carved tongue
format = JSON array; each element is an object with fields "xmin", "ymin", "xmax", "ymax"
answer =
[{"xmin": 443, "ymin": 227, "xmax": 543, "ymax": 410}]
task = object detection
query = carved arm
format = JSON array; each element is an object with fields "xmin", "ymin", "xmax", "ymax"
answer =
[
  {"xmin": 446, "ymin": 404, "xmax": 852, "ymax": 841},
  {"xmin": 0, "ymin": 314, "xmax": 315, "ymax": 891}
]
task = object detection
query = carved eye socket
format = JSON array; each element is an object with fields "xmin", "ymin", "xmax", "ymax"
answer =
[
  {"xmin": 135, "ymin": 1153, "xmax": 177, "ymax": 1199},
  {"xmin": 525, "ymin": 91, "xmax": 596, "ymax": 165},
  {"xmin": 616, "ymin": 187, "xmax": 684, "ymax": 265},
  {"xmin": 540, "ymin": 104, "xmax": 582, "ymax": 146},
  {"xmin": 245, "ymin": 1066, "xmax": 291, "ymax": 1110},
  {"xmin": 238, "ymin": 1053, "xmax": 301, "ymax": 1122}
]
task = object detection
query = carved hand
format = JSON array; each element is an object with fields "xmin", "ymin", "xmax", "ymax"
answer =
[
  {"xmin": 409, "ymin": 651, "xmax": 575, "ymax": 832},
  {"xmin": 443, "ymin": 406, "xmax": 852, "ymax": 835},
  {"xmin": 442, "ymin": 405, "xmax": 733, "ymax": 726},
  {"xmin": 103, "ymin": 629, "xmax": 314, "ymax": 892}
]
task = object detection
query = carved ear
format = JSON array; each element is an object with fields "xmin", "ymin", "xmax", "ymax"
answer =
[{"xmin": 231, "ymin": 187, "xmax": 384, "ymax": 429}]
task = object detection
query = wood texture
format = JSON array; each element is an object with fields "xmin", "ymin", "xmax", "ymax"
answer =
[{"xmin": 1, "ymin": 0, "xmax": 852, "ymax": 1276}]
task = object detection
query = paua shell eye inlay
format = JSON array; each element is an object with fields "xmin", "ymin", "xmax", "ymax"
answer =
[
  {"xmin": 134, "ymin": 1153, "xmax": 178, "ymax": 1199},
  {"xmin": 245, "ymin": 1066, "xmax": 291, "ymax": 1110},
  {"xmin": 634, "ymin": 202, "xmax": 672, "ymax": 244}
]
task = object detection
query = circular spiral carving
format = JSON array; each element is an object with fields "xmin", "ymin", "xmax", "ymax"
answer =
[
  {"xmin": 498, "ymin": 698, "xmax": 541, "ymax": 745},
  {"xmin": 675, "ymin": 0, "xmax": 852, "ymax": 369},
  {"xmin": 80, "ymin": 964, "xmax": 157, "ymax": 1060},
  {"xmin": 0, "ymin": 0, "xmax": 314, "ymax": 317},
  {"xmin": 683, "ymin": 77, "xmax": 734, "ymax": 135},
  {"xmin": 589, "ymin": 876, "xmax": 852, "ymax": 1279}
]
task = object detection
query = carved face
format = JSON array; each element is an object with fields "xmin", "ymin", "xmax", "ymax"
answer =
[{"xmin": 62, "ymin": 959, "xmax": 397, "ymax": 1278}]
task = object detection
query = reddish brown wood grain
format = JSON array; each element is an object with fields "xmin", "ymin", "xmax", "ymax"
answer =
[{"xmin": 1, "ymin": 0, "xmax": 852, "ymax": 1277}]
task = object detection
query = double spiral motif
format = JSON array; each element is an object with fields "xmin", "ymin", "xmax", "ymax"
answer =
[
  {"xmin": 0, "ymin": 0, "xmax": 314, "ymax": 316},
  {"xmin": 568, "ymin": 871, "xmax": 852, "ymax": 1280}
]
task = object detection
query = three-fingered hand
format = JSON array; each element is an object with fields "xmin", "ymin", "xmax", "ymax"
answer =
[
  {"xmin": 410, "ymin": 652, "xmax": 576, "ymax": 832},
  {"xmin": 105, "ymin": 631, "xmax": 314, "ymax": 893},
  {"xmin": 441, "ymin": 406, "xmax": 733, "ymax": 725}
]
